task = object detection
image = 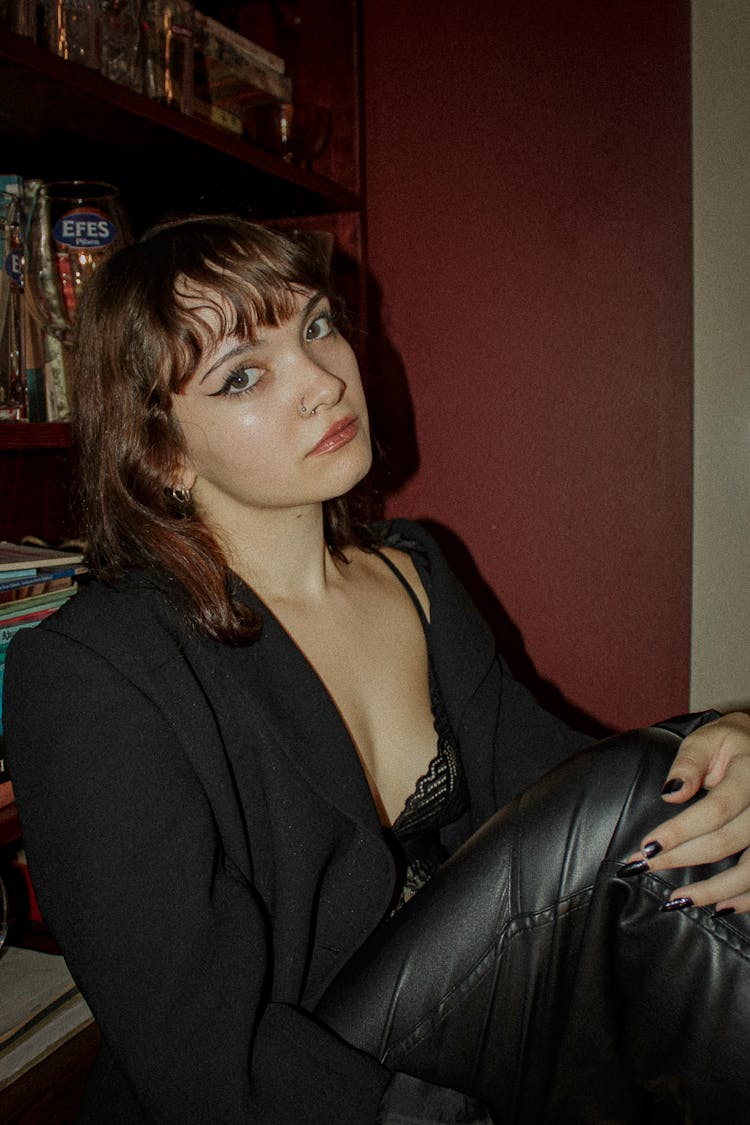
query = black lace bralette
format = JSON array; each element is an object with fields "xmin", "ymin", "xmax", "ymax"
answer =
[{"xmin": 372, "ymin": 549, "xmax": 469, "ymax": 912}]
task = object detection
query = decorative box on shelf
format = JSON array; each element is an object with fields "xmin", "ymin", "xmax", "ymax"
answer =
[{"xmin": 193, "ymin": 10, "xmax": 292, "ymax": 133}]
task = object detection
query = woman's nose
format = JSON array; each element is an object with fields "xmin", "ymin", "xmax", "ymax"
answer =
[{"xmin": 296, "ymin": 357, "xmax": 346, "ymax": 415}]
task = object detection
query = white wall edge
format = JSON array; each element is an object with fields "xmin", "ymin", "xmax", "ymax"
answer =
[{"xmin": 690, "ymin": 0, "xmax": 750, "ymax": 711}]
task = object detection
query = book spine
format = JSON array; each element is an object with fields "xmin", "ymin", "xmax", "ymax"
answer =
[
  {"xmin": 0, "ymin": 610, "xmax": 56, "ymax": 646},
  {"xmin": 0, "ymin": 590, "xmax": 76, "ymax": 620},
  {"xmin": 0, "ymin": 568, "xmax": 82, "ymax": 593}
]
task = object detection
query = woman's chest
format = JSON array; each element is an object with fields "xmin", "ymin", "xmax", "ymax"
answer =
[{"xmin": 267, "ymin": 586, "xmax": 440, "ymax": 827}]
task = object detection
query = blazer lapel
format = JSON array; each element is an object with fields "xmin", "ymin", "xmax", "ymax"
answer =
[{"xmin": 218, "ymin": 596, "xmax": 384, "ymax": 836}]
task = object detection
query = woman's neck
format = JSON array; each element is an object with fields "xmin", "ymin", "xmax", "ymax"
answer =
[{"xmin": 217, "ymin": 504, "xmax": 346, "ymax": 605}]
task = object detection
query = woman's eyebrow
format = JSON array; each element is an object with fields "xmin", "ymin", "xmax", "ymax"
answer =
[
  {"xmin": 199, "ymin": 341, "xmax": 259, "ymax": 385},
  {"xmin": 197, "ymin": 293, "xmax": 327, "ymax": 384}
]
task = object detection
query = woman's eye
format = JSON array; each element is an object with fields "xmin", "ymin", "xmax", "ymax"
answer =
[
  {"xmin": 306, "ymin": 313, "xmax": 334, "ymax": 342},
  {"xmin": 215, "ymin": 366, "xmax": 262, "ymax": 397}
]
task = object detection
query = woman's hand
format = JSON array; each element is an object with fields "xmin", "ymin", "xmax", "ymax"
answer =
[{"xmin": 624, "ymin": 711, "xmax": 750, "ymax": 913}]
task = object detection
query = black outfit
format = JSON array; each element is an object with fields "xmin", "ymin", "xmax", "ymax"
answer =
[{"xmin": 4, "ymin": 519, "xmax": 748, "ymax": 1124}]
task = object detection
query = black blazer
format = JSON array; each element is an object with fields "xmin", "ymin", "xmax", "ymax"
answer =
[{"xmin": 4, "ymin": 520, "xmax": 586, "ymax": 1124}]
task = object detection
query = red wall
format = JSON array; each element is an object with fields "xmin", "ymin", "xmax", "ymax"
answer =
[{"xmin": 361, "ymin": 0, "xmax": 693, "ymax": 732}]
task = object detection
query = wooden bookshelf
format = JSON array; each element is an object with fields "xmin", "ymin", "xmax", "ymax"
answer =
[
  {"xmin": 0, "ymin": 27, "xmax": 360, "ymax": 229},
  {"xmin": 0, "ymin": 424, "xmax": 72, "ymax": 451}
]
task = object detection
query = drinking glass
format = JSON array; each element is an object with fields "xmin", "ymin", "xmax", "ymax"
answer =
[
  {"xmin": 25, "ymin": 181, "xmax": 131, "ymax": 347},
  {"xmin": 48, "ymin": 0, "xmax": 102, "ymax": 69},
  {"xmin": 0, "ymin": 191, "xmax": 26, "ymax": 420},
  {"xmin": 0, "ymin": 197, "xmax": 11, "ymax": 347},
  {"xmin": 244, "ymin": 102, "xmax": 331, "ymax": 168}
]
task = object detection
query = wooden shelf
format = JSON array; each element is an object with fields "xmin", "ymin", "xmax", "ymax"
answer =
[
  {"xmin": 0, "ymin": 425, "xmax": 72, "ymax": 452},
  {"xmin": 0, "ymin": 30, "xmax": 360, "ymax": 229}
]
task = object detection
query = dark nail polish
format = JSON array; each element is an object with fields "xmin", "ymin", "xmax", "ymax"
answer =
[
  {"xmin": 619, "ymin": 859, "xmax": 650, "ymax": 878},
  {"xmin": 643, "ymin": 840, "xmax": 662, "ymax": 859},
  {"xmin": 661, "ymin": 778, "xmax": 685, "ymax": 795},
  {"xmin": 661, "ymin": 896, "xmax": 693, "ymax": 913},
  {"xmin": 713, "ymin": 907, "xmax": 736, "ymax": 918}
]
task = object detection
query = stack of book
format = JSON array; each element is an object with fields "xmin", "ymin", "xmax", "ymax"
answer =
[{"xmin": 0, "ymin": 542, "xmax": 87, "ymax": 738}]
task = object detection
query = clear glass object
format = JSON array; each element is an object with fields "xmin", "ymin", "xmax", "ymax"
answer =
[
  {"xmin": 25, "ymin": 181, "xmax": 131, "ymax": 347},
  {"xmin": 100, "ymin": 0, "xmax": 143, "ymax": 93},
  {"xmin": 244, "ymin": 102, "xmax": 331, "ymax": 168},
  {"xmin": 0, "ymin": 0, "xmax": 36, "ymax": 36},
  {"xmin": 49, "ymin": 0, "xmax": 103, "ymax": 70},
  {"xmin": 141, "ymin": 0, "xmax": 194, "ymax": 113},
  {"xmin": 0, "ymin": 191, "xmax": 26, "ymax": 420}
]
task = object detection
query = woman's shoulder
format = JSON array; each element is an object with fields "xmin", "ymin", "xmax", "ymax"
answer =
[
  {"xmin": 372, "ymin": 518, "xmax": 442, "ymax": 562},
  {"xmin": 8, "ymin": 568, "xmax": 186, "ymax": 667},
  {"xmin": 372, "ymin": 518, "xmax": 495, "ymax": 638},
  {"xmin": 372, "ymin": 518, "xmax": 473, "ymax": 591}
]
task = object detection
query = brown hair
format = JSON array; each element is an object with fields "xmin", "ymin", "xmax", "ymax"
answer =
[{"xmin": 72, "ymin": 214, "xmax": 377, "ymax": 643}]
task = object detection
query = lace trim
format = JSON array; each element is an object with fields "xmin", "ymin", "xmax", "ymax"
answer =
[{"xmin": 391, "ymin": 736, "xmax": 464, "ymax": 839}]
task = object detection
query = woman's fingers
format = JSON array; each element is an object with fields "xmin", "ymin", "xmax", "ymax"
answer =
[
  {"xmin": 625, "ymin": 758, "xmax": 750, "ymax": 865},
  {"xmin": 620, "ymin": 714, "xmax": 750, "ymax": 911},
  {"xmin": 620, "ymin": 745, "xmax": 750, "ymax": 912},
  {"xmin": 664, "ymin": 846, "xmax": 750, "ymax": 913},
  {"xmin": 660, "ymin": 711, "xmax": 750, "ymax": 799}
]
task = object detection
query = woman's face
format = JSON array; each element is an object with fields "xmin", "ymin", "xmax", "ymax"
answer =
[{"xmin": 171, "ymin": 286, "xmax": 372, "ymax": 532}]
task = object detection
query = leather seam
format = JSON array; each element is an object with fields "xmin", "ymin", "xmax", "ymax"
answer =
[{"xmin": 381, "ymin": 891, "xmax": 593, "ymax": 1065}]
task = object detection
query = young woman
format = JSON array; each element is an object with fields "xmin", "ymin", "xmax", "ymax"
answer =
[{"xmin": 5, "ymin": 216, "xmax": 750, "ymax": 1124}]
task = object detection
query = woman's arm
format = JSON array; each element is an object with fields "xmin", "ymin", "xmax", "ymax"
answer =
[{"xmin": 4, "ymin": 626, "xmax": 390, "ymax": 1125}]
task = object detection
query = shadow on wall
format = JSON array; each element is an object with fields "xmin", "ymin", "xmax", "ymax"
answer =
[
  {"xmin": 419, "ymin": 519, "xmax": 612, "ymax": 740},
  {"xmin": 361, "ymin": 268, "xmax": 420, "ymax": 503},
  {"xmin": 361, "ymin": 266, "xmax": 609, "ymax": 741}
]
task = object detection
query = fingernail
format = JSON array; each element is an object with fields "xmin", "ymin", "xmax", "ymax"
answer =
[
  {"xmin": 619, "ymin": 859, "xmax": 650, "ymax": 878},
  {"xmin": 643, "ymin": 840, "xmax": 662, "ymax": 859},
  {"xmin": 661, "ymin": 778, "xmax": 685, "ymax": 795},
  {"xmin": 713, "ymin": 907, "xmax": 736, "ymax": 918},
  {"xmin": 661, "ymin": 896, "xmax": 693, "ymax": 913}
]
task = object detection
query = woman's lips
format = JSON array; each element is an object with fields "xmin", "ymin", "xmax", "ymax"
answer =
[{"xmin": 308, "ymin": 416, "xmax": 359, "ymax": 456}]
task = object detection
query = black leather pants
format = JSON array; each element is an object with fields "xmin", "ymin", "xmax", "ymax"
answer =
[{"xmin": 317, "ymin": 728, "xmax": 750, "ymax": 1124}]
